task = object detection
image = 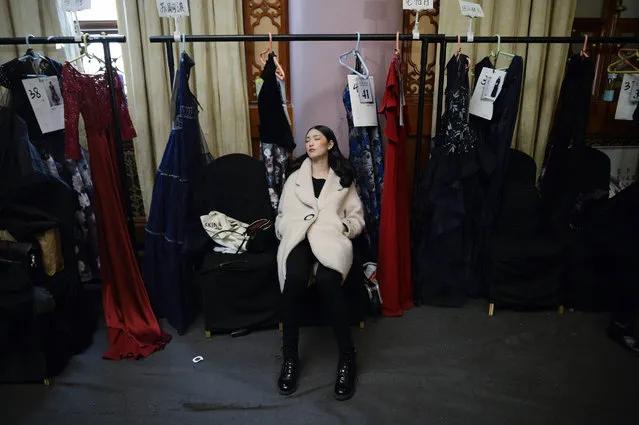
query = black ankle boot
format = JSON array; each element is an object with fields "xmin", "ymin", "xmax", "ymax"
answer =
[
  {"xmin": 334, "ymin": 349, "xmax": 357, "ymax": 401},
  {"xmin": 608, "ymin": 321, "xmax": 639, "ymax": 355},
  {"xmin": 278, "ymin": 345, "xmax": 301, "ymax": 395}
]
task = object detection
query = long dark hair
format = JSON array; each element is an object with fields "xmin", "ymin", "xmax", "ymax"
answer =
[{"xmin": 286, "ymin": 125, "xmax": 354, "ymax": 188}]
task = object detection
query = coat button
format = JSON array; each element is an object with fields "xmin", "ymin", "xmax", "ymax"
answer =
[{"xmin": 304, "ymin": 214, "xmax": 315, "ymax": 221}]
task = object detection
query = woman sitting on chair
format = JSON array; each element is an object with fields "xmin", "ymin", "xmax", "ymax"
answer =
[{"xmin": 275, "ymin": 125, "xmax": 365, "ymax": 400}]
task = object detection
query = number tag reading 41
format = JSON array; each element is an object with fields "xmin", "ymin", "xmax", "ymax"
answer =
[
  {"xmin": 21, "ymin": 76, "xmax": 64, "ymax": 134},
  {"xmin": 357, "ymin": 77, "xmax": 374, "ymax": 104}
]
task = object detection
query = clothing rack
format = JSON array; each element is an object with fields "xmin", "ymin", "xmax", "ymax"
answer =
[
  {"xmin": 0, "ymin": 34, "xmax": 137, "ymax": 249},
  {"xmin": 149, "ymin": 33, "xmax": 639, "ymax": 190}
]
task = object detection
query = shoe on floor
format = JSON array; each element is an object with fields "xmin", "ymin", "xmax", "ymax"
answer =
[
  {"xmin": 278, "ymin": 354, "xmax": 301, "ymax": 395},
  {"xmin": 607, "ymin": 321, "xmax": 639, "ymax": 356},
  {"xmin": 334, "ymin": 349, "xmax": 357, "ymax": 401}
]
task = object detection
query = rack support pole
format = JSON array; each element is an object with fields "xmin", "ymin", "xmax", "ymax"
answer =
[{"xmin": 103, "ymin": 39, "xmax": 137, "ymax": 251}]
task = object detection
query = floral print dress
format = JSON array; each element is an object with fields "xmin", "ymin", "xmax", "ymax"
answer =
[{"xmin": 343, "ymin": 83, "xmax": 384, "ymax": 259}]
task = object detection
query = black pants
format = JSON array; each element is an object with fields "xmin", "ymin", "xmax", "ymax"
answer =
[{"xmin": 281, "ymin": 240, "xmax": 353, "ymax": 353}]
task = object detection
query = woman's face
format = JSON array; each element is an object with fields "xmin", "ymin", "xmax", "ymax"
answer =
[{"xmin": 305, "ymin": 128, "xmax": 334, "ymax": 160}]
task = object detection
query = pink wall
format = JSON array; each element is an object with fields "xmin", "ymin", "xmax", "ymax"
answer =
[{"xmin": 289, "ymin": 0, "xmax": 403, "ymax": 156}]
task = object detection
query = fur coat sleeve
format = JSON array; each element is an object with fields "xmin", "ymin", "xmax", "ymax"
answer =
[{"xmin": 275, "ymin": 158, "xmax": 365, "ymax": 291}]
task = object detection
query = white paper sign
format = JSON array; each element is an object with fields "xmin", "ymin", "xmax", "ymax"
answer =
[
  {"xmin": 156, "ymin": 0, "xmax": 190, "ymax": 17},
  {"xmin": 22, "ymin": 76, "xmax": 64, "ymax": 134},
  {"xmin": 615, "ymin": 74, "xmax": 639, "ymax": 120},
  {"xmin": 459, "ymin": 1, "xmax": 485, "ymax": 18},
  {"xmin": 348, "ymin": 75, "xmax": 378, "ymax": 127},
  {"xmin": 470, "ymin": 68, "xmax": 506, "ymax": 120},
  {"xmin": 403, "ymin": 0, "xmax": 435, "ymax": 11},
  {"xmin": 61, "ymin": 0, "xmax": 91, "ymax": 11}
]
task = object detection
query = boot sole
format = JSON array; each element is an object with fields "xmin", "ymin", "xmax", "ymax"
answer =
[{"xmin": 334, "ymin": 387, "xmax": 355, "ymax": 401}]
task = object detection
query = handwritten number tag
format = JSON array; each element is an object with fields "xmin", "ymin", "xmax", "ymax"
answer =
[
  {"xmin": 22, "ymin": 76, "xmax": 64, "ymax": 134},
  {"xmin": 630, "ymin": 80, "xmax": 639, "ymax": 103},
  {"xmin": 357, "ymin": 78, "xmax": 374, "ymax": 104},
  {"xmin": 348, "ymin": 75, "xmax": 378, "ymax": 127},
  {"xmin": 615, "ymin": 74, "xmax": 639, "ymax": 120}
]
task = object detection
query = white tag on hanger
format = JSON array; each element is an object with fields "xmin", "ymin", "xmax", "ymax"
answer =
[
  {"xmin": 348, "ymin": 75, "xmax": 378, "ymax": 127},
  {"xmin": 470, "ymin": 68, "xmax": 506, "ymax": 120},
  {"xmin": 459, "ymin": 1, "xmax": 485, "ymax": 18},
  {"xmin": 615, "ymin": 74, "xmax": 639, "ymax": 120},
  {"xmin": 61, "ymin": 0, "xmax": 91, "ymax": 11},
  {"xmin": 481, "ymin": 71, "xmax": 506, "ymax": 102},
  {"xmin": 156, "ymin": 0, "xmax": 190, "ymax": 17},
  {"xmin": 22, "ymin": 76, "xmax": 64, "ymax": 134},
  {"xmin": 403, "ymin": 0, "xmax": 434, "ymax": 10},
  {"xmin": 357, "ymin": 78, "xmax": 374, "ymax": 104}
]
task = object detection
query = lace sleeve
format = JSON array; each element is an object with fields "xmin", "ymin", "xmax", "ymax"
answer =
[
  {"xmin": 63, "ymin": 64, "xmax": 82, "ymax": 160},
  {"xmin": 116, "ymin": 74, "xmax": 137, "ymax": 140}
]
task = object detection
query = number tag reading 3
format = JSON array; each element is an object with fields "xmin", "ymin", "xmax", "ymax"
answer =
[{"xmin": 615, "ymin": 74, "xmax": 639, "ymax": 120}]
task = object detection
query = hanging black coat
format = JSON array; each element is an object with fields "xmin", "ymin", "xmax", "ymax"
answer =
[
  {"xmin": 257, "ymin": 53, "xmax": 294, "ymax": 151},
  {"xmin": 538, "ymin": 54, "xmax": 608, "ymax": 237}
]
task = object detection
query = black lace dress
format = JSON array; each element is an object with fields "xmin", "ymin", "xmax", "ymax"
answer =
[{"xmin": 412, "ymin": 54, "xmax": 490, "ymax": 306}]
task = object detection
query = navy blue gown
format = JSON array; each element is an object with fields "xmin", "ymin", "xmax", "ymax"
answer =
[{"xmin": 144, "ymin": 52, "xmax": 213, "ymax": 334}]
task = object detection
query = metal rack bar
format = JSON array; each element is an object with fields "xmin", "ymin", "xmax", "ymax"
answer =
[
  {"xmin": 165, "ymin": 41, "xmax": 176, "ymax": 88},
  {"xmin": 149, "ymin": 33, "xmax": 639, "ymax": 190},
  {"xmin": 149, "ymin": 34, "xmax": 639, "ymax": 44},
  {"xmin": 0, "ymin": 35, "xmax": 126, "ymax": 45},
  {"xmin": 414, "ymin": 39, "xmax": 429, "ymax": 190},
  {"xmin": 150, "ymin": 34, "xmax": 425, "ymax": 42},
  {"xmin": 435, "ymin": 40, "xmax": 447, "ymax": 138}
]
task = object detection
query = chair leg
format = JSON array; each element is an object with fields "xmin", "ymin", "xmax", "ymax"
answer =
[
  {"xmin": 359, "ymin": 321, "xmax": 365, "ymax": 329},
  {"xmin": 43, "ymin": 377, "xmax": 52, "ymax": 387},
  {"xmin": 488, "ymin": 303, "xmax": 495, "ymax": 317},
  {"xmin": 279, "ymin": 322, "xmax": 283, "ymax": 332},
  {"xmin": 558, "ymin": 305, "xmax": 565, "ymax": 315},
  {"xmin": 205, "ymin": 330, "xmax": 212, "ymax": 339}
]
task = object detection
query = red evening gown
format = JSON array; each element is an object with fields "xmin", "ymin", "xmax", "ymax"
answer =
[
  {"xmin": 63, "ymin": 63, "xmax": 171, "ymax": 359},
  {"xmin": 377, "ymin": 56, "xmax": 414, "ymax": 316}
]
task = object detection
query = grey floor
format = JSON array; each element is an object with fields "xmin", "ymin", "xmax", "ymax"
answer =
[{"xmin": 1, "ymin": 300, "xmax": 638, "ymax": 425}]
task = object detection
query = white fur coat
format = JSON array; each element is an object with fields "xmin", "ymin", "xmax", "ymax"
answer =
[{"xmin": 275, "ymin": 158, "xmax": 365, "ymax": 292}]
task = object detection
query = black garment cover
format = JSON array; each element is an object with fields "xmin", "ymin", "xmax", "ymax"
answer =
[
  {"xmin": 468, "ymin": 55, "xmax": 524, "ymax": 294},
  {"xmin": 470, "ymin": 55, "xmax": 524, "ymax": 233},
  {"xmin": 257, "ymin": 52, "xmax": 295, "ymax": 150},
  {"xmin": 582, "ymin": 183, "xmax": 639, "ymax": 316},
  {"xmin": 540, "ymin": 55, "xmax": 596, "ymax": 208}
]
